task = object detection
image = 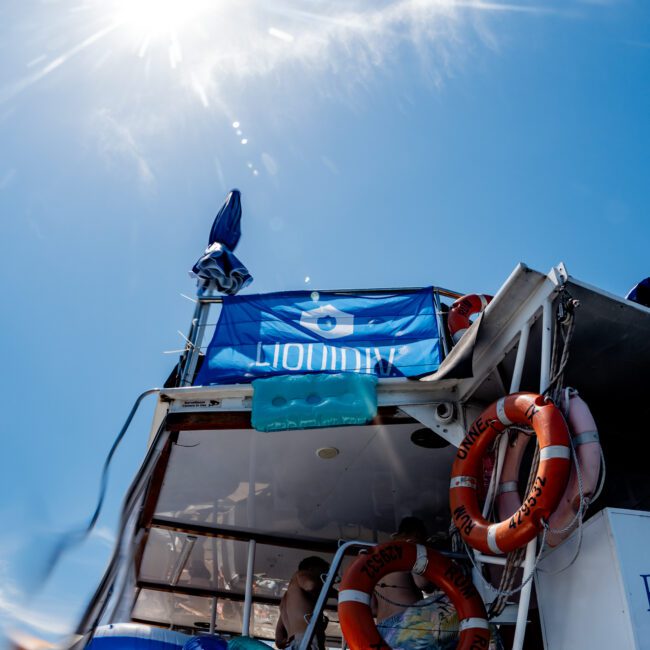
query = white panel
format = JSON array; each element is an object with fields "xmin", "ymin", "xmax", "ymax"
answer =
[
  {"xmin": 536, "ymin": 508, "xmax": 650, "ymax": 650},
  {"xmin": 608, "ymin": 509, "xmax": 650, "ymax": 648}
]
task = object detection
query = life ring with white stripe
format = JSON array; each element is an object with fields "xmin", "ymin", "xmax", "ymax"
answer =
[
  {"xmin": 338, "ymin": 541, "xmax": 490, "ymax": 650},
  {"xmin": 449, "ymin": 393, "xmax": 571, "ymax": 555},
  {"xmin": 496, "ymin": 390, "xmax": 601, "ymax": 547},
  {"xmin": 448, "ymin": 295, "xmax": 493, "ymax": 344}
]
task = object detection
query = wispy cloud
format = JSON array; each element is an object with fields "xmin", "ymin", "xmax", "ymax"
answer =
[
  {"xmin": 0, "ymin": 169, "xmax": 16, "ymax": 191},
  {"xmin": 0, "ymin": 0, "xmax": 566, "ymax": 180},
  {"xmin": 624, "ymin": 40, "xmax": 650, "ymax": 49},
  {"xmin": 1, "ymin": 0, "xmax": 556, "ymax": 117},
  {"xmin": 93, "ymin": 109, "xmax": 155, "ymax": 186},
  {"xmin": 90, "ymin": 526, "xmax": 116, "ymax": 549},
  {"xmin": 0, "ymin": 575, "xmax": 73, "ymax": 639},
  {"xmin": 575, "ymin": 0, "xmax": 621, "ymax": 5},
  {"xmin": 163, "ymin": 0, "xmax": 561, "ymax": 113},
  {"xmin": 0, "ymin": 22, "xmax": 118, "ymax": 106}
]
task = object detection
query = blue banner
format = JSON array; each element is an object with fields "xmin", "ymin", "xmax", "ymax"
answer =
[{"xmin": 194, "ymin": 288, "xmax": 441, "ymax": 385}]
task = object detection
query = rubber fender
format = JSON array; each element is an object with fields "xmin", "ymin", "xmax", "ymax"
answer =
[{"xmin": 88, "ymin": 623, "xmax": 190, "ymax": 649}]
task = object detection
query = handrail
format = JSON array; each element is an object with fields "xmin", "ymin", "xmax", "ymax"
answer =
[
  {"xmin": 297, "ymin": 540, "xmax": 471, "ymax": 650},
  {"xmin": 197, "ymin": 286, "xmax": 464, "ymax": 304},
  {"xmin": 297, "ymin": 540, "xmax": 376, "ymax": 650},
  {"xmin": 73, "ymin": 389, "xmax": 168, "ymax": 645}
]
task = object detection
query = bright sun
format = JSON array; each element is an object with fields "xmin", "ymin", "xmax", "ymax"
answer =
[{"xmin": 114, "ymin": 0, "xmax": 211, "ymax": 39}]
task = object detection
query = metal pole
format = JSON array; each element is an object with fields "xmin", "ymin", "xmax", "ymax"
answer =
[
  {"xmin": 171, "ymin": 535, "xmax": 197, "ymax": 585},
  {"xmin": 247, "ymin": 434, "xmax": 257, "ymax": 528},
  {"xmin": 539, "ymin": 297, "xmax": 553, "ymax": 394},
  {"xmin": 210, "ymin": 597, "xmax": 217, "ymax": 634},
  {"xmin": 298, "ymin": 541, "xmax": 375, "ymax": 650},
  {"xmin": 510, "ymin": 322, "xmax": 531, "ymax": 394},
  {"xmin": 482, "ymin": 322, "xmax": 531, "ymax": 518},
  {"xmin": 433, "ymin": 290, "xmax": 450, "ymax": 359},
  {"xmin": 182, "ymin": 298, "xmax": 211, "ymax": 386},
  {"xmin": 474, "ymin": 553, "xmax": 508, "ymax": 566},
  {"xmin": 512, "ymin": 298, "xmax": 553, "ymax": 650},
  {"xmin": 242, "ymin": 540, "xmax": 256, "ymax": 637},
  {"xmin": 180, "ymin": 298, "xmax": 202, "ymax": 385},
  {"xmin": 197, "ymin": 286, "xmax": 464, "ymax": 303}
]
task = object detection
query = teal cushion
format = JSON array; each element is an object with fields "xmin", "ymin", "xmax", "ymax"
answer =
[{"xmin": 251, "ymin": 373, "xmax": 378, "ymax": 432}]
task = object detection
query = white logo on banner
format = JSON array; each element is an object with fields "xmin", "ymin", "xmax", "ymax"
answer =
[{"xmin": 299, "ymin": 304, "xmax": 354, "ymax": 339}]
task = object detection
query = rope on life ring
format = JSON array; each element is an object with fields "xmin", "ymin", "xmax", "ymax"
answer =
[
  {"xmin": 496, "ymin": 390, "xmax": 601, "ymax": 547},
  {"xmin": 449, "ymin": 393, "xmax": 571, "ymax": 555},
  {"xmin": 448, "ymin": 295, "xmax": 493, "ymax": 344},
  {"xmin": 338, "ymin": 541, "xmax": 490, "ymax": 650}
]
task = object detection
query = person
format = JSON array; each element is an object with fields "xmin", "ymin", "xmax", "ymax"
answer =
[
  {"xmin": 373, "ymin": 516, "xmax": 433, "ymax": 624},
  {"xmin": 275, "ymin": 556, "xmax": 331, "ymax": 650},
  {"xmin": 373, "ymin": 515, "xmax": 443, "ymax": 645},
  {"xmin": 374, "ymin": 516, "xmax": 503, "ymax": 650}
]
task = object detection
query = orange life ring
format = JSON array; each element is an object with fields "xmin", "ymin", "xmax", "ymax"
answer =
[
  {"xmin": 448, "ymin": 295, "xmax": 493, "ymax": 344},
  {"xmin": 338, "ymin": 541, "xmax": 490, "ymax": 650},
  {"xmin": 496, "ymin": 391, "xmax": 601, "ymax": 547},
  {"xmin": 449, "ymin": 393, "xmax": 571, "ymax": 555}
]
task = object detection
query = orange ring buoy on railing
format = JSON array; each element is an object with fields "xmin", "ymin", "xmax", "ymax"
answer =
[
  {"xmin": 448, "ymin": 294, "xmax": 493, "ymax": 344},
  {"xmin": 449, "ymin": 393, "xmax": 571, "ymax": 555},
  {"xmin": 496, "ymin": 391, "xmax": 601, "ymax": 547},
  {"xmin": 338, "ymin": 541, "xmax": 490, "ymax": 650}
]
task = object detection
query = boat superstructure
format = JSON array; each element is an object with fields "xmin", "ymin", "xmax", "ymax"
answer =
[{"xmin": 70, "ymin": 262, "xmax": 650, "ymax": 650}]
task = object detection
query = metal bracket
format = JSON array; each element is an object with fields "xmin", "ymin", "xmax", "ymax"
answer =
[
  {"xmin": 168, "ymin": 395, "xmax": 252, "ymax": 413},
  {"xmin": 399, "ymin": 402, "xmax": 465, "ymax": 447},
  {"xmin": 548, "ymin": 262, "xmax": 569, "ymax": 287}
]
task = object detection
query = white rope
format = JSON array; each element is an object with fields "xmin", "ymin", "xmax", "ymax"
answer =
[{"xmin": 463, "ymin": 523, "xmax": 549, "ymax": 600}]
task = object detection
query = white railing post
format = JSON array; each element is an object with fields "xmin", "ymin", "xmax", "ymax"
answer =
[
  {"xmin": 512, "ymin": 297, "xmax": 553, "ymax": 650},
  {"xmin": 482, "ymin": 322, "xmax": 531, "ymax": 519},
  {"xmin": 242, "ymin": 540, "xmax": 256, "ymax": 637}
]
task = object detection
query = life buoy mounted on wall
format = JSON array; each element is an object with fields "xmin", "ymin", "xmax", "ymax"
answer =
[
  {"xmin": 449, "ymin": 393, "xmax": 571, "ymax": 555},
  {"xmin": 448, "ymin": 295, "xmax": 493, "ymax": 344},
  {"xmin": 496, "ymin": 390, "xmax": 601, "ymax": 547},
  {"xmin": 338, "ymin": 541, "xmax": 490, "ymax": 650}
]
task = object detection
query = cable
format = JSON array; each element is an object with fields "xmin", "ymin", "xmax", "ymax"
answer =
[{"xmin": 39, "ymin": 389, "xmax": 160, "ymax": 586}]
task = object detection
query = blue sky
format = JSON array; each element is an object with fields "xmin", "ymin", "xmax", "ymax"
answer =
[{"xmin": 0, "ymin": 0, "xmax": 648, "ymax": 645}]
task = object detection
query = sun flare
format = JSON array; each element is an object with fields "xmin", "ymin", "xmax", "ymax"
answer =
[{"xmin": 114, "ymin": 0, "xmax": 212, "ymax": 39}]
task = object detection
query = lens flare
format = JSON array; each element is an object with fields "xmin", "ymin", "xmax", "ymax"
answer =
[{"xmin": 114, "ymin": 0, "xmax": 212, "ymax": 39}]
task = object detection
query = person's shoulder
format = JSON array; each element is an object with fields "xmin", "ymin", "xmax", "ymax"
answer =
[{"xmin": 294, "ymin": 570, "xmax": 311, "ymax": 584}]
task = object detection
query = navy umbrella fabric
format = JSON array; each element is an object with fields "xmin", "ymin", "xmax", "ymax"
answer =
[
  {"xmin": 626, "ymin": 277, "xmax": 650, "ymax": 308},
  {"xmin": 191, "ymin": 189, "xmax": 253, "ymax": 295}
]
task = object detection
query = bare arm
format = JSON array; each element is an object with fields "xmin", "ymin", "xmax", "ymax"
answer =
[{"xmin": 275, "ymin": 615, "xmax": 289, "ymax": 649}]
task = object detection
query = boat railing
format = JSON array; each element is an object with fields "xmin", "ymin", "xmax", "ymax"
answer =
[
  {"xmin": 299, "ymin": 540, "xmax": 375, "ymax": 650},
  {"xmin": 297, "ymin": 540, "xmax": 472, "ymax": 650}
]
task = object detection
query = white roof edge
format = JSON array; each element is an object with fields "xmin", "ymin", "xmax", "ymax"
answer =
[
  {"xmin": 159, "ymin": 377, "xmax": 457, "ymax": 403},
  {"xmin": 567, "ymin": 275, "xmax": 650, "ymax": 315}
]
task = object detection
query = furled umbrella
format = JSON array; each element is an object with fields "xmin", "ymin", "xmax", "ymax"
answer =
[
  {"xmin": 190, "ymin": 189, "xmax": 253, "ymax": 295},
  {"xmin": 626, "ymin": 277, "xmax": 650, "ymax": 308}
]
